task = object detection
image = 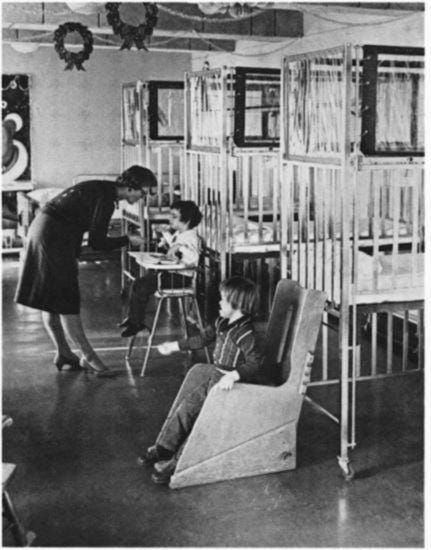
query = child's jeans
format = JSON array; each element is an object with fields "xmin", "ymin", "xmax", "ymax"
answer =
[
  {"xmin": 127, "ymin": 271, "xmax": 192, "ymax": 326},
  {"xmin": 156, "ymin": 364, "xmax": 223, "ymax": 453}
]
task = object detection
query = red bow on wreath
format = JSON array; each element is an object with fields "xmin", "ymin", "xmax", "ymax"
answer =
[{"xmin": 105, "ymin": 3, "xmax": 158, "ymax": 51}]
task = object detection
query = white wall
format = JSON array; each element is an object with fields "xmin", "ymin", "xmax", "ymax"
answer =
[{"xmin": 2, "ymin": 44, "xmax": 192, "ymax": 189}]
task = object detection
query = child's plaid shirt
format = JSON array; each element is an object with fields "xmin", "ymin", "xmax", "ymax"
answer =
[{"xmin": 179, "ymin": 315, "xmax": 263, "ymax": 383}]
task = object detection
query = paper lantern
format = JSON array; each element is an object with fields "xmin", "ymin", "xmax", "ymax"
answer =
[
  {"xmin": 10, "ymin": 42, "xmax": 40, "ymax": 53},
  {"xmin": 66, "ymin": 3, "xmax": 104, "ymax": 15},
  {"xmin": 197, "ymin": 3, "xmax": 229, "ymax": 15}
]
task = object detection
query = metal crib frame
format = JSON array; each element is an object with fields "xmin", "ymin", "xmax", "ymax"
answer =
[
  {"xmin": 120, "ymin": 79, "xmax": 185, "ymax": 291},
  {"xmin": 280, "ymin": 43, "xmax": 424, "ymax": 479},
  {"xmin": 183, "ymin": 66, "xmax": 282, "ymax": 316}
]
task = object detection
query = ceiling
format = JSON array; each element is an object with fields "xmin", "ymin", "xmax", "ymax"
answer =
[{"xmin": 2, "ymin": 2, "xmax": 424, "ymax": 53}]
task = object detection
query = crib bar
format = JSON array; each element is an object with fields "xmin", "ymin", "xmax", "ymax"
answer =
[
  {"xmin": 243, "ymin": 156, "xmax": 250, "ymax": 240},
  {"xmin": 386, "ymin": 312, "xmax": 393, "ymax": 374},
  {"xmin": 402, "ymin": 311, "xmax": 409, "ymax": 372},
  {"xmin": 371, "ymin": 312, "xmax": 377, "ymax": 376},
  {"xmin": 321, "ymin": 312, "xmax": 328, "ymax": 381},
  {"xmin": 168, "ymin": 148, "xmax": 174, "ymax": 201},
  {"xmin": 157, "ymin": 148, "xmax": 163, "ymax": 205},
  {"xmin": 417, "ymin": 308, "xmax": 423, "ymax": 369},
  {"xmin": 272, "ymin": 157, "xmax": 279, "ymax": 239},
  {"xmin": 257, "ymin": 157, "xmax": 264, "ymax": 239}
]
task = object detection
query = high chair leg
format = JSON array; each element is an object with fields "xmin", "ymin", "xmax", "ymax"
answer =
[
  {"xmin": 126, "ymin": 334, "xmax": 137, "ymax": 360},
  {"xmin": 178, "ymin": 297, "xmax": 188, "ymax": 338},
  {"xmin": 141, "ymin": 297, "xmax": 164, "ymax": 377}
]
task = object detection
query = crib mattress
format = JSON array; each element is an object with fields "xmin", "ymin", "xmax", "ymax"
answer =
[
  {"xmin": 290, "ymin": 242, "xmax": 424, "ymax": 306},
  {"xmin": 204, "ymin": 214, "xmax": 412, "ymax": 253},
  {"xmin": 354, "ymin": 253, "xmax": 424, "ymax": 304}
]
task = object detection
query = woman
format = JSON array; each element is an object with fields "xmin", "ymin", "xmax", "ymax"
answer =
[{"xmin": 15, "ymin": 165, "xmax": 156, "ymax": 377}]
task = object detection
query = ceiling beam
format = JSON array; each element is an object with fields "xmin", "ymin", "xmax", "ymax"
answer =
[
  {"xmin": 2, "ymin": 21, "xmax": 293, "ymax": 43},
  {"xmin": 2, "ymin": 2, "xmax": 304, "ymax": 45}
]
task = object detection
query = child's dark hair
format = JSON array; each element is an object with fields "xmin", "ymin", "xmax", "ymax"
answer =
[
  {"xmin": 220, "ymin": 276, "xmax": 258, "ymax": 316},
  {"xmin": 171, "ymin": 200, "xmax": 202, "ymax": 229}
]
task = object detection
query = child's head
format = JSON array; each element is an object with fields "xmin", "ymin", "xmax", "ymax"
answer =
[
  {"xmin": 169, "ymin": 200, "xmax": 202, "ymax": 232},
  {"xmin": 219, "ymin": 276, "xmax": 258, "ymax": 318}
]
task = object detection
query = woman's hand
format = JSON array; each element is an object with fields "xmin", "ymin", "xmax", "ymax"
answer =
[
  {"xmin": 128, "ymin": 234, "xmax": 146, "ymax": 247},
  {"xmin": 214, "ymin": 370, "xmax": 240, "ymax": 391},
  {"xmin": 157, "ymin": 341, "xmax": 180, "ymax": 355}
]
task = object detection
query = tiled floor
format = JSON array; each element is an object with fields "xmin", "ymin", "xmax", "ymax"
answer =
[{"xmin": 2, "ymin": 258, "xmax": 424, "ymax": 547}]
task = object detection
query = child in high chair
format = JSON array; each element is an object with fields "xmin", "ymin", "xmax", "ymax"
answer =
[
  {"xmin": 139, "ymin": 276, "xmax": 268, "ymax": 485},
  {"xmin": 119, "ymin": 200, "xmax": 202, "ymax": 337}
]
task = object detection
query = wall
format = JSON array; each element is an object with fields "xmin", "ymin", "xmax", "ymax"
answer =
[{"xmin": 2, "ymin": 44, "xmax": 191, "ymax": 189}]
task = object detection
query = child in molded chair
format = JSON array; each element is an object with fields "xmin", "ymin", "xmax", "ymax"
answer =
[
  {"xmin": 139, "ymin": 276, "xmax": 267, "ymax": 485},
  {"xmin": 119, "ymin": 200, "xmax": 202, "ymax": 337}
]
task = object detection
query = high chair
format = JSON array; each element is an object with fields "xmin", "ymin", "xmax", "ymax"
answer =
[{"xmin": 126, "ymin": 269, "xmax": 211, "ymax": 377}]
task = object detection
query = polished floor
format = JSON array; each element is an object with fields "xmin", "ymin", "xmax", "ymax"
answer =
[{"xmin": 2, "ymin": 258, "xmax": 424, "ymax": 547}]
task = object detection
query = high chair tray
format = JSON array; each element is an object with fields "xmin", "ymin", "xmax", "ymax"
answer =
[{"xmin": 129, "ymin": 252, "xmax": 186, "ymax": 270}]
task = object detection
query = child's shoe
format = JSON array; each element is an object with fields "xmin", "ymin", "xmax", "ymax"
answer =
[
  {"xmin": 121, "ymin": 322, "xmax": 147, "ymax": 338},
  {"xmin": 137, "ymin": 444, "xmax": 173, "ymax": 466},
  {"xmin": 151, "ymin": 456, "xmax": 177, "ymax": 485}
]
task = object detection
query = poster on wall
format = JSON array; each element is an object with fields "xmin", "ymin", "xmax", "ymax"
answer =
[{"xmin": 2, "ymin": 74, "xmax": 32, "ymax": 188}]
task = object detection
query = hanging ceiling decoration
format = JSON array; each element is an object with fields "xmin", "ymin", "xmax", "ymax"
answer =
[
  {"xmin": 53, "ymin": 22, "xmax": 94, "ymax": 70},
  {"xmin": 65, "ymin": 3, "xmax": 105, "ymax": 15},
  {"xmin": 10, "ymin": 42, "xmax": 40, "ymax": 54},
  {"xmin": 197, "ymin": 2, "xmax": 272, "ymax": 18},
  {"xmin": 105, "ymin": 3, "xmax": 158, "ymax": 51}
]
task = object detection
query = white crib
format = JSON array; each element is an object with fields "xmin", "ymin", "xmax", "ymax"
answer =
[
  {"xmin": 183, "ymin": 66, "xmax": 281, "ymax": 316},
  {"xmin": 280, "ymin": 44, "xmax": 424, "ymax": 478},
  {"xmin": 120, "ymin": 79, "xmax": 184, "ymax": 289}
]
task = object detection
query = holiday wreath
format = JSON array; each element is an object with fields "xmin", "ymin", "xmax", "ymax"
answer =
[
  {"xmin": 53, "ymin": 22, "xmax": 94, "ymax": 71},
  {"xmin": 105, "ymin": 3, "xmax": 158, "ymax": 51}
]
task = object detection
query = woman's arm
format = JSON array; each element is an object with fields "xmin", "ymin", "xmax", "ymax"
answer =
[{"xmin": 88, "ymin": 197, "xmax": 129, "ymax": 250}]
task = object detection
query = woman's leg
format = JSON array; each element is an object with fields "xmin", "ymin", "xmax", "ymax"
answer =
[
  {"xmin": 60, "ymin": 313, "xmax": 108, "ymax": 372},
  {"xmin": 41, "ymin": 311, "xmax": 79, "ymax": 362}
]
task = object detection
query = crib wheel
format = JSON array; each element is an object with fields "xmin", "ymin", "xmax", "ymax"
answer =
[
  {"xmin": 338, "ymin": 456, "xmax": 355, "ymax": 481},
  {"xmin": 343, "ymin": 465, "xmax": 355, "ymax": 481}
]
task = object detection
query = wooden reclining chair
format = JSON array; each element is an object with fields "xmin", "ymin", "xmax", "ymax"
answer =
[
  {"xmin": 2, "ymin": 416, "xmax": 36, "ymax": 546},
  {"xmin": 169, "ymin": 279, "xmax": 327, "ymax": 489}
]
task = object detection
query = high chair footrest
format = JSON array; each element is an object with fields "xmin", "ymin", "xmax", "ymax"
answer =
[{"xmin": 155, "ymin": 289, "xmax": 195, "ymax": 298}]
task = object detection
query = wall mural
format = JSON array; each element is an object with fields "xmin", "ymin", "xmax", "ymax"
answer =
[
  {"xmin": 2, "ymin": 74, "xmax": 32, "ymax": 248},
  {"xmin": 2, "ymin": 73, "xmax": 31, "ymax": 185}
]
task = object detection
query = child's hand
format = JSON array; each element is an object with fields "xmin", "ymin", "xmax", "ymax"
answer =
[
  {"xmin": 166, "ymin": 245, "xmax": 181, "ymax": 262},
  {"xmin": 214, "ymin": 371, "xmax": 239, "ymax": 391},
  {"xmin": 157, "ymin": 341, "xmax": 180, "ymax": 355}
]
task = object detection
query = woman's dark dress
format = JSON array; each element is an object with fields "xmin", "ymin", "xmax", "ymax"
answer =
[{"xmin": 15, "ymin": 180, "xmax": 128, "ymax": 314}]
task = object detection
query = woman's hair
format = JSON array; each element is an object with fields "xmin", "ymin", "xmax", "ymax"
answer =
[
  {"xmin": 220, "ymin": 276, "xmax": 258, "ymax": 316},
  {"xmin": 170, "ymin": 200, "xmax": 202, "ymax": 229},
  {"xmin": 117, "ymin": 165, "xmax": 157, "ymax": 190}
]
